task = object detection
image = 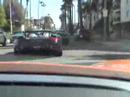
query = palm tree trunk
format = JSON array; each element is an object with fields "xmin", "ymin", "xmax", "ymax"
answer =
[
  {"xmin": 78, "ymin": 0, "xmax": 83, "ymax": 29},
  {"xmin": 68, "ymin": 4, "xmax": 73, "ymax": 34},
  {"xmin": 64, "ymin": 3, "xmax": 67, "ymax": 30}
]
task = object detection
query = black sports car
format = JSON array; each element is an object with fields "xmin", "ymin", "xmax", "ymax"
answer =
[
  {"xmin": 55, "ymin": 30, "xmax": 70, "ymax": 45},
  {"xmin": 14, "ymin": 30, "xmax": 62, "ymax": 56},
  {"xmin": 11, "ymin": 31, "xmax": 24, "ymax": 43}
]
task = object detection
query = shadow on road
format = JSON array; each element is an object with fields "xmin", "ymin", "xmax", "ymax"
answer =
[
  {"xmin": 89, "ymin": 54, "xmax": 130, "ymax": 60},
  {"xmin": 0, "ymin": 51, "xmax": 55, "ymax": 61},
  {"xmin": 63, "ymin": 40, "xmax": 119, "ymax": 51}
]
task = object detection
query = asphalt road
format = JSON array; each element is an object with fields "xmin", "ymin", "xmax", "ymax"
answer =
[{"xmin": 0, "ymin": 41, "xmax": 130, "ymax": 65}]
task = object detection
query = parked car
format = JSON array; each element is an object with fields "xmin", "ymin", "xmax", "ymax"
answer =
[
  {"xmin": 0, "ymin": 30, "xmax": 7, "ymax": 46},
  {"xmin": 56, "ymin": 30, "xmax": 70, "ymax": 45},
  {"xmin": 14, "ymin": 30, "xmax": 62, "ymax": 56},
  {"xmin": 0, "ymin": 60, "xmax": 129, "ymax": 97}
]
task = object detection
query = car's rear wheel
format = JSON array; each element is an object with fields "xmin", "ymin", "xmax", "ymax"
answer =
[
  {"xmin": 53, "ymin": 51, "xmax": 63, "ymax": 57},
  {"xmin": 14, "ymin": 48, "xmax": 20, "ymax": 54},
  {"xmin": 14, "ymin": 47, "xmax": 22, "ymax": 54}
]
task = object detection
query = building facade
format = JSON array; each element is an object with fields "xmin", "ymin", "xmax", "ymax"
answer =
[
  {"xmin": 113, "ymin": 0, "xmax": 130, "ymax": 24},
  {"xmin": 83, "ymin": 0, "xmax": 103, "ymax": 30}
]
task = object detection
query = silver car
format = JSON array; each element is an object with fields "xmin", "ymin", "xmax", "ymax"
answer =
[{"xmin": 0, "ymin": 31, "xmax": 6, "ymax": 46}]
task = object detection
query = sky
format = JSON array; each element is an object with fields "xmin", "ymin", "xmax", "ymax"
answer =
[
  {"xmin": 22, "ymin": 0, "xmax": 63, "ymax": 29},
  {"xmin": 22, "ymin": 0, "xmax": 78, "ymax": 29},
  {"xmin": 1, "ymin": 0, "xmax": 78, "ymax": 29}
]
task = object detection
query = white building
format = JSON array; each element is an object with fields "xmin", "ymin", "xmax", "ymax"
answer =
[
  {"xmin": 113, "ymin": 0, "xmax": 130, "ymax": 24},
  {"xmin": 121, "ymin": 0, "xmax": 130, "ymax": 23}
]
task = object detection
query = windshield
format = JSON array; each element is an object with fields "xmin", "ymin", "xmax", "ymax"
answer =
[
  {"xmin": 0, "ymin": 85, "xmax": 129, "ymax": 97},
  {"xmin": 0, "ymin": 0, "xmax": 130, "ymax": 73},
  {"xmin": 0, "ymin": 0, "xmax": 130, "ymax": 96}
]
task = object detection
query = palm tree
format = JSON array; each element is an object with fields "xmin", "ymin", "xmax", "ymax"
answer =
[
  {"xmin": 78, "ymin": 0, "xmax": 83, "ymax": 29},
  {"xmin": 26, "ymin": 0, "xmax": 29, "ymax": 6},
  {"xmin": 60, "ymin": 4, "xmax": 67, "ymax": 30},
  {"xmin": 62, "ymin": 0, "xmax": 73, "ymax": 34},
  {"xmin": 107, "ymin": 0, "xmax": 113, "ymax": 38},
  {"xmin": 82, "ymin": 0, "xmax": 114, "ymax": 40},
  {"xmin": 82, "ymin": 0, "xmax": 98, "ymax": 29}
]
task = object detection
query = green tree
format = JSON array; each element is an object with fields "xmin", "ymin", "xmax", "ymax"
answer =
[
  {"xmin": 0, "ymin": 6, "xmax": 7, "ymax": 28},
  {"xmin": 3, "ymin": 0, "xmax": 25, "ymax": 29}
]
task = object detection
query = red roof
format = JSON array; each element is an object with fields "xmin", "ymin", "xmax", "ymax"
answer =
[{"xmin": 0, "ymin": 60, "xmax": 130, "ymax": 80}]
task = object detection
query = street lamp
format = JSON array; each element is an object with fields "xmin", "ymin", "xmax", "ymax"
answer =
[
  {"xmin": 37, "ymin": 0, "xmax": 46, "ymax": 29},
  {"xmin": 40, "ymin": 1, "xmax": 46, "ymax": 7}
]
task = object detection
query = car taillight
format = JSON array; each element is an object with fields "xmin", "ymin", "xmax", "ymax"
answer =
[{"xmin": 49, "ymin": 37, "xmax": 61, "ymax": 43}]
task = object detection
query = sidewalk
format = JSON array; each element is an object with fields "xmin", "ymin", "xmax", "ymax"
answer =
[
  {"xmin": 64, "ymin": 38, "xmax": 120, "ymax": 51},
  {"xmin": 96, "ymin": 39, "xmax": 130, "ymax": 52}
]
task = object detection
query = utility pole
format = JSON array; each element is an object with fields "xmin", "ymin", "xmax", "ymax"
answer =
[
  {"xmin": 0, "ymin": 0, "xmax": 1, "ymax": 5},
  {"xmin": 9, "ymin": 1, "xmax": 13, "ymax": 34},
  {"xmin": 38, "ymin": 0, "xmax": 40, "ymax": 29},
  {"xmin": 29, "ymin": 0, "xmax": 31, "ymax": 28},
  {"xmin": 26, "ymin": 0, "xmax": 29, "ymax": 29},
  {"xmin": 103, "ymin": 0, "xmax": 108, "ymax": 41},
  {"xmin": 38, "ymin": 0, "xmax": 46, "ymax": 29}
]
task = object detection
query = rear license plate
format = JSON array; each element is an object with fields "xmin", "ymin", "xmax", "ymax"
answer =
[{"xmin": 33, "ymin": 46, "xmax": 41, "ymax": 49}]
